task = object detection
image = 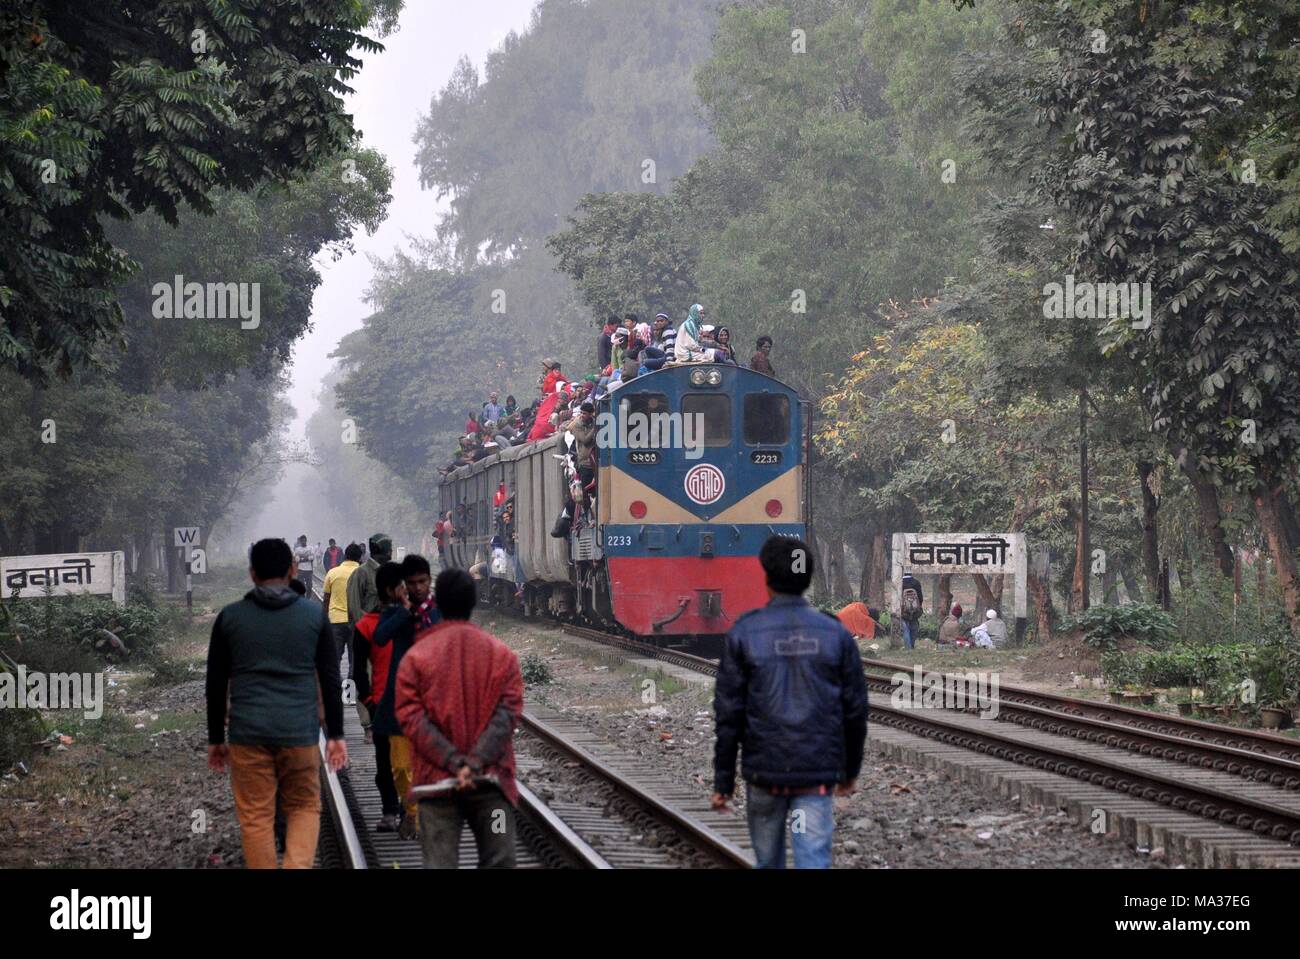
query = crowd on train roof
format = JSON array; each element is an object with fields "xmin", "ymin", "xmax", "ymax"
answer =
[{"xmin": 439, "ymin": 304, "xmax": 777, "ymax": 476}]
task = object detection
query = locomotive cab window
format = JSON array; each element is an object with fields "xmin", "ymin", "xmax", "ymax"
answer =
[
  {"xmin": 682, "ymin": 393, "xmax": 732, "ymax": 447},
  {"xmin": 743, "ymin": 393, "xmax": 791, "ymax": 445},
  {"xmin": 620, "ymin": 393, "xmax": 670, "ymax": 445}
]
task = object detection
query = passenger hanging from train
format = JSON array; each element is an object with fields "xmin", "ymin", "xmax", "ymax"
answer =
[
  {"xmin": 206, "ymin": 538, "xmax": 347, "ymax": 869},
  {"xmin": 372, "ymin": 553, "xmax": 440, "ymax": 840},
  {"xmin": 394, "ymin": 568, "xmax": 524, "ymax": 869},
  {"xmin": 711, "ymin": 536, "xmax": 868, "ymax": 869},
  {"xmin": 638, "ymin": 344, "xmax": 668, "ymax": 375},
  {"xmin": 433, "ymin": 511, "xmax": 453, "ymax": 570},
  {"xmin": 352, "ymin": 561, "xmax": 404, "ymax": 832},
  {"xmin": 750, "ymin": 335, "xmax": 776, "ymax": 376},
  {"xmin": 675, "ymin": 303, "xmax": 722, "ymax": 363}
]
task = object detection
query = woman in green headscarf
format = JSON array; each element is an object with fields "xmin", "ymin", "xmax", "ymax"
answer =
[{"xmin": 674, "ymin": 303, "xmax": 712, "ymax": 363}]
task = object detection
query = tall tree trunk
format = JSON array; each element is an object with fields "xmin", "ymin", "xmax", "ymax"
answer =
[
  {"xmin": 1179, "ymin": 453, "xmax": 1234, "ymax": 577},
  {"xmin": 972, "ymin": 573, "xmax": 998, "ymax": 614},
  {"xmin": 866, "ymin": 531, "xmax": 887, "ymax": 607},
  {"xmin": 1077, "ymin": 388, "xmax": 1090, "ymax": 610},
  {"xmin": 1070, "ymin": 501, "xmax": 1087, "ymax": 613},
  {"xmin": 1120, "ymin": 565, "xmax": 1143, "ymax": 603},
  {"xmin": 1101, "ymin": 565, "xmax": 1118, "ymax": 604},
  {"xmin": 1253, "ymin": 484, "xmax": 1300, "ymax": 634},
  {"xmin": 1137, "ymin": 459, "xmax": 1161, "ymax": 597},
  {"xmin": 1027, "ymin": 570, "xmax": 1055, "ymax": 643},
  {"xmin": 937, "ymin": 574, "xmax": 952, "ymax": 620}
]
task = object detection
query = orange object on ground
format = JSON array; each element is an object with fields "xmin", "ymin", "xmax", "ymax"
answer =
[{"xmin": 836, "ymin": 602, "xmax": 878, "ymax": 639}]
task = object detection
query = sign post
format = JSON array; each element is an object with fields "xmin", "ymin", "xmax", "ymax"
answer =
[
  {"xmin": 174, "ymin": 527, "xmax": 201, "ymax": 612},
  {"xmin": 1, "ymin": 551, "xmax": 127, "ymax": 606},
  {"xmin": 890, "ymin": 533, "xmax": 1028, "ymax": 647}
]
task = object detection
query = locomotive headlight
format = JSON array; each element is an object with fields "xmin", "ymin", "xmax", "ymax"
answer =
[
  {"xmin": 706, "ymin": 369, "xmax": 723, "ymax": 386},
  {"xmin": 690, "ymin": 369, "xmax": 707, "ymax": 386}
]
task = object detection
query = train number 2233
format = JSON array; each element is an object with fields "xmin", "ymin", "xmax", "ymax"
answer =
[{"xmin": 605, "ymin": 534, "xmax": 633, "ymax": 547}]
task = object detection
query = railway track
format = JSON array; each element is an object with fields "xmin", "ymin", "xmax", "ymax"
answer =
[
  {"xmin": 517, "ymin": 706, "xmax": 752, "ymax": 868},
  {"xmin": 541, "ymin": 618, "xmax": 1300, "ymax": 854},
  {"xmin": 312, "ymin": 586, "xmax": 749, "ymax": 867}
]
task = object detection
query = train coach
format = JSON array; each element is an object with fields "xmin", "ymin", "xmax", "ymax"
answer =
[{"xmin": 438, "ymin": 362, "xmax": 808, "ymax": 642}]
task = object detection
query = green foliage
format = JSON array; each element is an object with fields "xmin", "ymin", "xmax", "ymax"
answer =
[
  {"xmin": 4, "ymin": 594, "xmax": 167, "ymax": 667},
  {"xmin": 1100, "ymin": 642, "xmax": 1257, "ymax": 696},
  {"xmin": 0, "ymin": 1, "xmax": 390, "ymax": 379},
  {"xmin": 521, "ymin": 653, "xmax": 553, "ymax": 687},
  {"xmin": 1060, "ymin": 604, "xmax": 1177, "ymax": 652}
]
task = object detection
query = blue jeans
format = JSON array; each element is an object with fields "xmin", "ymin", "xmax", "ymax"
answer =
[
  {"xmin": 901, "ymin": 618, "xmax": 917, "ymax": 649},
  {"xmin": 745, "ymin": 785, "xmax": 834, "ymax": 869}
]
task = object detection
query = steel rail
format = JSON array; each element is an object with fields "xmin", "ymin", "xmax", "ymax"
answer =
[{"xmin": 519, "ymin": 710, "xmax": 751, "ymax": 868}]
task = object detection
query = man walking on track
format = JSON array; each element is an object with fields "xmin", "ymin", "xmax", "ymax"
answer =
[
  {"xmin": 710, "ymin": 535, "xmax": 869, "ymax": 869},
  {"xmin": 395, "ymin": 568, "xmax": 524, "ymax": 869},
  {"xmin": 206, "ymin": 538, "xmax": 347, "ymax": 868}
]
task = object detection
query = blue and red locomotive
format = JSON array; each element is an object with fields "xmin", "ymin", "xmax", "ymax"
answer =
[{"xmin": 438, "ymin": 362, "xmax": 807, "ymax": 641}]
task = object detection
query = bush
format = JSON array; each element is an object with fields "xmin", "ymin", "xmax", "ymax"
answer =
[
  {"xmin": 0, "ymin": 702, "xmax": 45, "ymax": 771},
  {"xmin": 521, "ymin": 653, "xmax": 553, "ymax": 687},
  {"xmin": 1059, "ymin": 603, "xmax": 1177, "ymax": 652},
  {"xmin": 1100, "ymin": 642, "xmax": 1258, "ymax": 696},
  {"xmin": 0, "ymin": 593, "xmax": 167, "ymax": 669}
]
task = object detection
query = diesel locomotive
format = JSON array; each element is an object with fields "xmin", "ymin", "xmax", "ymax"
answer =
[{"xmin": 438, "ymin": 362, "xmax": 808, "ymax": 642}]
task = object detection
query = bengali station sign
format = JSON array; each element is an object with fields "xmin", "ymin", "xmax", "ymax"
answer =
[
  {"xmin": 1, "ymin": 551, "xmax": 126, "ymax": 606},
  {"xmin": 890, "ymin": 533, "xmax": 1027, "ymax": 619}
]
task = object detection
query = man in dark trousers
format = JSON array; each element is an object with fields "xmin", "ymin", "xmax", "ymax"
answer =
[
  {"xmin": 206, "ymin": 538, "xmax": 347, "ymax": 868},
  {"xmin": 395, "ymin": 568, "xmax": 523, "ymax": 869},
  {"xmin": 711, "ymin": 536, "xmax": 869, "ymax": 869}
]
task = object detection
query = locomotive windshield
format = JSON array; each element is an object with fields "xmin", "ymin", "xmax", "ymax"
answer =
[
  {"xmin": 682, "ymin": 393, "xmax": 732, "ymax": 447},
  {"xmin": 743, "ymin": 393, "xmax": 791, "ymax": 445}
]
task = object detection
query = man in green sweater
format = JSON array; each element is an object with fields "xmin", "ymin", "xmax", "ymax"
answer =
[{"xmin": 206, "ymin": 538, "xmax": 348, "ymax": 869}]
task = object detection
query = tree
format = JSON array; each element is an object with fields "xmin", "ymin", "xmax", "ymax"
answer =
[{"xmin": 0, "ymin": 0, "xmax": 390, "ymax": 378}]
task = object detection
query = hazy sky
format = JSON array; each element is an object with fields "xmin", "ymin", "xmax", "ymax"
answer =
[{"xmin": 284, "ymin": 0, "xmax": 538, "ymax": 439}]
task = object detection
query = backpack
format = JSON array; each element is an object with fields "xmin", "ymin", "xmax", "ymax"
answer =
[{"xmin": 901, "ymin": 586, "xmax": 921, "ymax": 619}]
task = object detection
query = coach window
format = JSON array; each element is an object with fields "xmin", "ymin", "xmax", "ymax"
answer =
[
  {"xmin": 682, "ymin": 394, "xmax": 732, "ymax": 447},
  {"xmin": 743, "ymin": 393, "xmax": 790, "ymax": 445}
]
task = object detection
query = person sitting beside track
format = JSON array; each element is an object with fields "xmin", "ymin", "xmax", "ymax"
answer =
[{"xmin": 937, "ymin": 604, "xmax": 969, "ymax": 647}]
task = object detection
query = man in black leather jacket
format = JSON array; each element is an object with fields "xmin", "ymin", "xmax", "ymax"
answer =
[{"xmin": 711, "ymin": 536, "xmax": 869, "ymax": 868}]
